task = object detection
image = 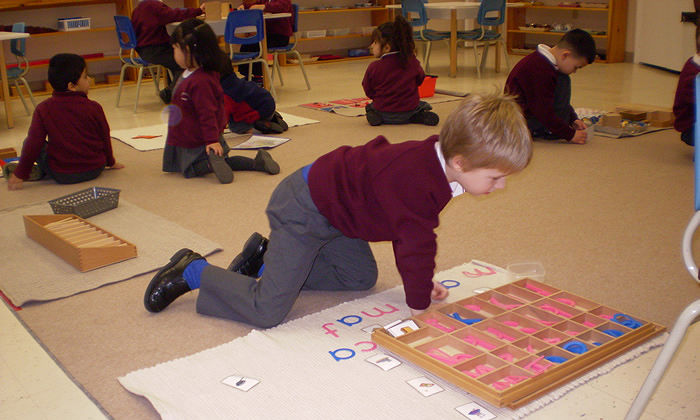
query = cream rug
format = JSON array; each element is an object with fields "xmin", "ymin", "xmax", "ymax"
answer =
[
  {"xmin": 0, "ymin": 199, "xmax": 221, "ymax": 306},
  {"xmin": 110, "ymin": 112, "xmax": 319, "ymax": 151},
  {"xmin": 118, "ymin": 262, "xmax": 664, "ymax": 419}
]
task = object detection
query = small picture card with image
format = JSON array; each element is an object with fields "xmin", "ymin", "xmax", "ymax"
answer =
[
  {"xmin": 221, "ymin": 375, "xmax": 260, "ymax": 392},
  {"xmin": 366, "ymin": 353, "xmax": 401, "ymax": 371},
  {"xmin": 455, "ymin": 402, "xmax": 496, "ymax": 419},
  {"xmin": 407, "ymin": 376, "xmax": 444, "ymax": 397},
  {"xmin": 383, "ymin": 319, "xmax": 420, "ymax": 337}
]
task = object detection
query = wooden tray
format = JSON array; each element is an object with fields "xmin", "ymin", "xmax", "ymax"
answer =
[
  {"xmin": 24, "ymin": 214, "xmax": 137, "ymax": 272},
  {"xmin": 371, "ymin": 279, "xmax": 665, "ymax": 408}
]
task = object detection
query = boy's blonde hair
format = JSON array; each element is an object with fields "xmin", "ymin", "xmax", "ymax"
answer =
[{"xmin": 440, "ymin": 92, "xmax": 532, "ymax": 174}]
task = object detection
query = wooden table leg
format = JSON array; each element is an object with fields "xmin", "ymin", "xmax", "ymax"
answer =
[
  {"xmin": 495, "ymin": 23, "xmax": 501, "ymax": 73},
  {"xmin": 0, "ymin": 42, "xmax": 15, "ymax": 129},
  {"xmin": 261, "ymin": 19, "xmax": 270, "ymax": 91},
  {"xmin": 450, "ymin": 9, "xmax": 457, "ymax": 77}
]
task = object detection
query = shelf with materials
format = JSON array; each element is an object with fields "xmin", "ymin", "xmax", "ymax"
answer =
[{"xmin": 506, "ymin": 0, "xmax": 627, "ymax": 63}]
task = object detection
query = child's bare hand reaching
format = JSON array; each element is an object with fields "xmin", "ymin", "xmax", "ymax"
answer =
[{"xmin": 409, "ymin": 281, "xmax": 449, "ymax": 316}]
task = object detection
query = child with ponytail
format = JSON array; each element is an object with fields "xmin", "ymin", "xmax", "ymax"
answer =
[
  {"xmin": 362, "ymin": 15, "xmax": 439, "ymax": 127},
  {"xmin": 163, "ymin": 19, "xmax": 279, "ymax": 184}
]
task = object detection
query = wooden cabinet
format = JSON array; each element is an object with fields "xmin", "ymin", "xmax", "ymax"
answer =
[
  {"xmin": 0, "ymin": 0, "xmax": 133, "ymax": 95},
  {"xmin": 506, "ymin": 0, "xmax": 627, "ymax": 63}
]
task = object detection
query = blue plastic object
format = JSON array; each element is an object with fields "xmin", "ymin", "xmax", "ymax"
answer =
[
  {"xmin": 562, "ymin": 340, "xmax": 588, "ymax": 354},
  {"xmin": 449, "ymin": 312, "xmax": 482, "ymax": 325},
  {"xmin": 602, "ymin": 329, "xmax": 624, "ymax": 337},
  {"xmin": 544, "ymin": 355, "xmax": 568, "ymax": 364},
  {"xmin": 612, "ymin": 313, "xmax": 642, "ymax": 329}
]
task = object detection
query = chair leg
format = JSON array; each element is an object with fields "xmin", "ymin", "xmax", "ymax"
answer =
[
  {"xmin": 134, "ymin": 67, "xmax": 145, "ymax": 113},
  {"xmin": 500, "ymin": 38, "xmax": 510, "ymax": 73},
  {"xmin": 12, "ymin": 80, "xmax": 30, "ymax": 115},
  {"xmin": 116, "ymin": 65, "xmax": 128, "ymax": 107},
  {"xmin": 473, "ymin": 42, "xmax": 480, "ymax": 78},
  {"xmin": 247, "ymin": 63, "xmax": 253, "ymax": 81},
  {"xmin": 624, "ymin": 300, "xmax": 700, "ymax": 420},
  {"xmin": 259, "ymin": 58, "xmax": 276, "ymax": 98},
  {"xmin": 273, "ymin": 53, "xmax": 285, "ymax": 87},
  {"xmin": 293, "ymin": 51, "xmax": 311, "ymax": 90},
  {"xmin": 480, "ymin": 42, "xmax": 490, "ymax": 73},
  {"xmin": 151, "ymin": 66, "xmax": 161, "ymax": 94},
  {"xmin": 20, "ymin": 77, "xmax": 36, "ymax": 108},
  {"xmin": 424, "ymin": 42, "xmax": 432, "ymax": 74}
]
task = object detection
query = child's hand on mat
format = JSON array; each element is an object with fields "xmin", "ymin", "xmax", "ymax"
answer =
[
  {"xmin": 570, "ymin": 130, "xmax": 587, "ymax": 145},
  {"xmin": 572, "ymin": 119, "xmax": 586, "ymax": 130},
  {"xmin": 7, "ymin": 173, "xmax": 23, "ymax": 190},
  {"xmin": 108, "ymin": 162, "xmax": 125, "ymax": 170},
  {"xmin": 431, "ymin": 281, "xmax": 449, "ymax": 301},
  {"xmin": 206, "ymin": 142, "xmax": 224, "ymax": 156}
]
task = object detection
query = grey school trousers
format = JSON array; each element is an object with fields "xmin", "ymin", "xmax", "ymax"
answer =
[{"xmin": 196, "ymin": 168, "xmax": 378, "ymax": 328}]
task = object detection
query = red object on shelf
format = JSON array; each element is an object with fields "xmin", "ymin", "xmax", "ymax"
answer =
[{"xmin": 6, "ymin": 53, "xmax": 104, "ymax": 69}]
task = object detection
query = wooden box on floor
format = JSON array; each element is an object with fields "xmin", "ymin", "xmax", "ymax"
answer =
[
  {"xmin": 23, "ymin": 214, "xmax": 137, "ymax": 272},
  {"xmin": 371, "ymin": 278, "xmax": 665, "ymax": 408}
]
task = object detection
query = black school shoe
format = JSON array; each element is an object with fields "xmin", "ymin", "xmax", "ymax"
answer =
[
  {"xmin": 159, "ymin": 88, "xmax": 172, "ymax": 104},
  {"xmin": 410, "ymin": 110, "xmax": 439, "ymax": 126},
  {"xmin": 144, "ymin": 248, "xmax": 203, "ymax": 312},
  {"xmin": 254, "ymin": 150, "xmax": 280, "ymax": 175},
  {"xmin": 271, "ymin": 111, "xmax": 288, "ymax": 131},
  {"xmin": 253, "ymin": 119, "xmax": 285, "ymax": 134},
  {"xmin": 227, "ymin": 232, "xmax": 268, "ymax": 277},
  {"xmin": 208, "ymin": 150, "xmax": 233, "ymax": 184}
]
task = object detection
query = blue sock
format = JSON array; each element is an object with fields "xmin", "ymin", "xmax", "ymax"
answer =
[
  {"xmin": 257, "ymin": 263, "xmax": 265, "ymax": 278},
  {"xmin": 183, "ymin": 259, "xmax": 208, "ymax": 290}
]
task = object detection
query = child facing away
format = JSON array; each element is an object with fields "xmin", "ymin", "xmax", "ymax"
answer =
[
  {"xmin": 6, "ymin": 53, "xmax": 124, "ymax": 191},
  {"xmin": 143, "ymin": 92, "xmax": 533, "ymax": 328},
  {"xmin": 162, "ymin": 19, "xmax": 280, "ymax": 184},
  {"xmin": 219, "ymin": 58, "xmax": 288, "ymax": 135},
  {"xmin": 505, "ymin": 29, "xmax": 597, "ymax": 144},
  {"xmin": 673, "ymin": 27, "xmax": 700, "ymax": 146},
  {"xmin": 362, "ymin": 15, "xmax": 439, "ymax": 127},
  {"xmin": 131, "ymin": 0, "xmax": 205, "ymax": 103}
]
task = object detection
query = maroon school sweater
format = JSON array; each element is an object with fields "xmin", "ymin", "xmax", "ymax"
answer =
[
  {"xmin": 362, "ymin": 52, "xmax": 425, "ymax": 113},
  {"xmin": 131, "ymin": 0, "xmax": 203, "ymax": 48},
  {"xmin": 308, "ymin": 135, "xmax": 453, "ymax": 310},
  {"xmin": 673, "ymin": 57, "xmax": 700, "ymax": 134},
  {"xmin": 15, "ymin": 91, "xmax": 114, "ymax": 180},
  {"xmin": 505, "ymin": 50, "xmax": 577, "ymax": 140},
  {"xmin": 245, "ymin": 0, "xmax": 293, "ymax": 37},
  {"xmin": 166, "ymin": 69, "xmax": 226, "ymax": 148}
]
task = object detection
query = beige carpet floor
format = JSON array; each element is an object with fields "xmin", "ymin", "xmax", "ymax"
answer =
[{"xmin": 3, "ymin": 100, "xmax": 699, "ymax": 419}]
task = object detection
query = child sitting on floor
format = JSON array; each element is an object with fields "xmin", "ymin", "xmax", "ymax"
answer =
[
  {"xmin": 162, "ymin": 19, "xmax": 280, "ymax": 184},
  {"xmin": 143, "ymin": 92, "xmax": 533, "ymax": 328},
  {"xmin": 673, "ymin": 27, "xmax": 700, "ymax": 146},
  {"xmin": 362, "ymin": 15, "xmax": 439, "ymax": 127},
  {"xmin": 6, "ymin": 53, "xmax": 123, "ymax": 190},
  {"xmin": 219, "ymin": 58, "xmax": 288, "ymax": 135},
  {"xmin": 505, "ymin": 29, "xmax": 596, "ymax": 144}
]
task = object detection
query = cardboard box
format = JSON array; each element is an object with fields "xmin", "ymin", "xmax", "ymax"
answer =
[
  {"xmin": 24, "ymin": 214, "xmax": 137, "ymax": 272},
  {"xmin": 618, "ymin": 110, "xmax": 646, "ymax": 121}
]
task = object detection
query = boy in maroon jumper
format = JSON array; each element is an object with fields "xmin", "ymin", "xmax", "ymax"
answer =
[
  {"xmin": 131, "ymin": 0, "xmax": 205, "ymax": 103},
  {"xmin": 144, "ymin": 93, "xmax": 533, "ymax": 328},
  {"xmin": 6, "ymin": 54, "xmax": 123, "ymax": 191},
  {"xmin": 505, "ymin": 29, "xmax": 596, "ymax": 144},
  {"xmin": 673, "ymin": 28, "xmax": 700, "ymax": 146}
]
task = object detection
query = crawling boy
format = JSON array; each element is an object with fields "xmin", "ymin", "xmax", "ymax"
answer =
[{"xmin": 144, "ymin": 93, "xmax": 533, "ymax": 328}]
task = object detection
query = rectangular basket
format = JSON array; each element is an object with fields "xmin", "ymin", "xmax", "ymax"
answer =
[
  {"xmin": 49, "ymin": 187, "xmax": 120, "ymax": 218},
  {"xmin": 57, "ymin": 17, "xmax": 91, "ymax": 31}
]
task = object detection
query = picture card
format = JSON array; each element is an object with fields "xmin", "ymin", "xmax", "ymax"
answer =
[
  {"xmin": 455, "ymin": 402, "xmax": 496, "ymax": 419},
  {"xmin": 407, "ymin": 377, "xmax": 444, "ymax": 397},
  {"xmin": 365, "ymin": 353, "xmax": 401, "ymax": 371},
  {"xmin": 384, "ymin": 319, "xmax": 420, "ymax": 337},
  {"xmin": 228, "ymin": 134, "xmax": 290, "ymax": 150},
  {"xmin": 221, "ymin": 375, "xmax": 260, "ymax": 392}
]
